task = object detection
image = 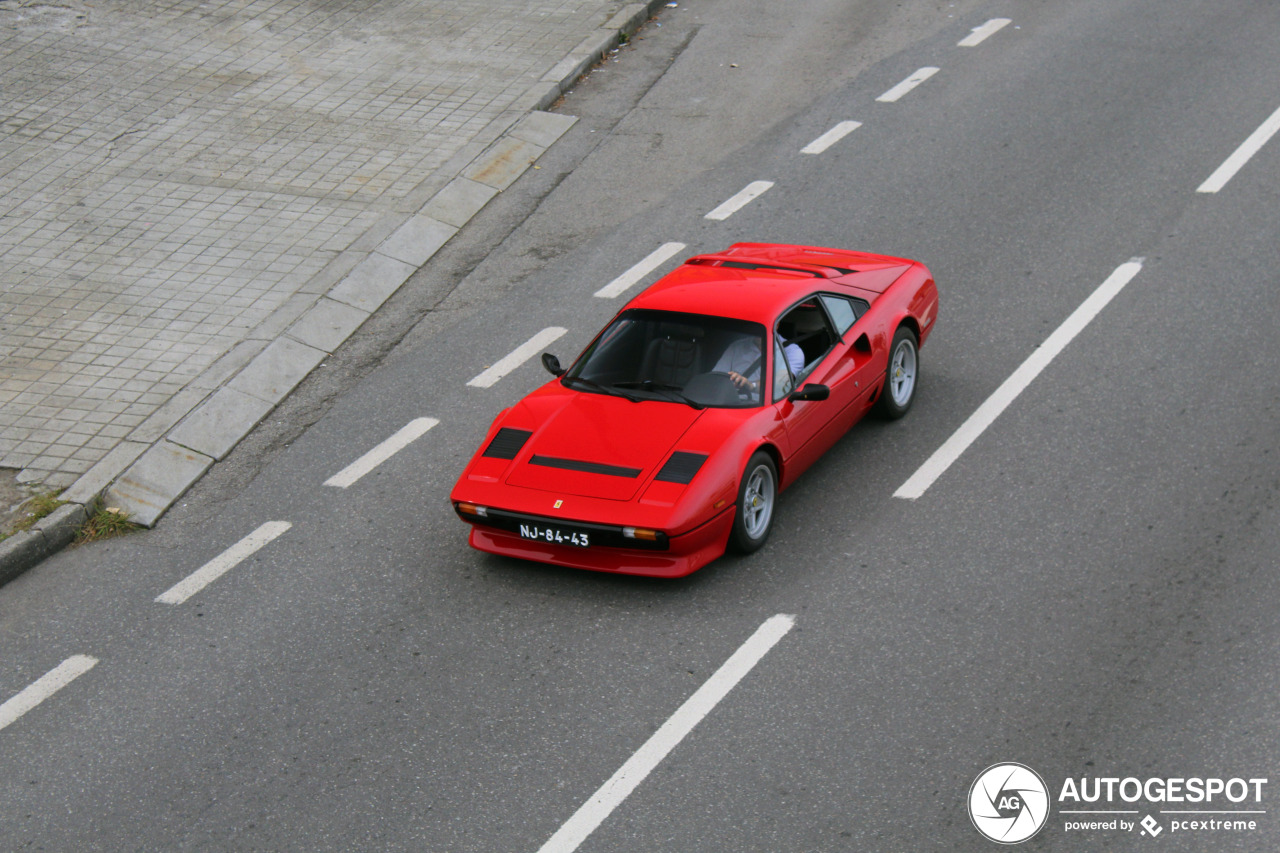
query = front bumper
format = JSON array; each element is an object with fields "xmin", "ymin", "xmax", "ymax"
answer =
[
  {"xmin": 453, "ymin": 505, "xmax": 670, "ymax": 550},
  {"xmin": 458, "ymin": 504, "xmax": 736, "ymax": 578}
]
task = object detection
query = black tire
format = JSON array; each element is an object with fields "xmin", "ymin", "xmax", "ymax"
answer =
[
  {"xmin": 729, "ymin": 451, "xmax": 777, "ymax": 554},
  {"xmin": 876, "ymin": 326, "xmax": 919, "ymax": 419}
]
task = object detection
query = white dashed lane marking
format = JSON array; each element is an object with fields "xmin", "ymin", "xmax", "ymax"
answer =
[
  {"xmin": 895, "ymin": 260, "xmax": 1145, "ymax": 500},
  {"xmin": 1197, "ymin": 102, "xmax": 1280, "ymax": 193},
  {"xmin": 324, "ymin": 417, "xmax": 440, "ymax": 488},
  {"xmin": 594, "ymin": 243, "xmax": 687, "ymax": 298},
  {"xmin": 467, "ymin": 327, "xmax": 568, "ymax": 389},
  {"xmin": 156, "ymin": 521, "xmax": 292, "ymax": 605},
  {"xmin": 801, "ymin": 121, "xmax": 862, "ymax": 155},
  {"xmin": 537, "ymin": 614, "xmax": 797, "ymax": 853},
  {"xmin": 958, "ymin": 18, "xmax": 1012, "ymax": 47},
  {"xmin": 876, "ymin": 67, "xmax": 940, "ymax": 103},
  {"xmin": 704, "ymin": 181, "xmax": 774, "ymax": 220},
  {"xmin": 0, "ymin": 655, "xmax": 98, "ymax": 732}
]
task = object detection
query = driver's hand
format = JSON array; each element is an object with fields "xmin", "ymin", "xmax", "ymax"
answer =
[{"xmin": 727, "ymin": 371, "xmax": 756, "ymax": 391}]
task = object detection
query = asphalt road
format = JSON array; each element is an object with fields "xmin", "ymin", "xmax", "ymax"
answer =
[{"xmin": 3, "ymin": 0, "xmax": 1279, "ymax": 850}]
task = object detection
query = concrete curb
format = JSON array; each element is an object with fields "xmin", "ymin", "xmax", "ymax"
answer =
[
  {"xmin": 0, "ymin": 0, "xmax": 671, "ymax": 585},
  {"xmin": 0, "ymin": 503, "xmax": 87, "ymax": 586}
]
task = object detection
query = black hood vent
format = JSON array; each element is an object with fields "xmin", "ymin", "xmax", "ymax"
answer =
[
  {"xmin": 529, "ymin": 455, "xmax": 641, "ymax": 479},
  {"xmin": 655, "ymin": 451, "xmax": 708, "ymax": 485},
  {"xmin": 483, "ymin": 428, "xmax": 532, "ymax": 460}
]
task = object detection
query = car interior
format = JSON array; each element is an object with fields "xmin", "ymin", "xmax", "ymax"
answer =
[
  {"xmin": 776, "ymin": 302, "xmax": 836, "ymax": 376},
  {"xmin": 571, "ymin": 300, "xmax": 865, "ymax": 408},
  {"xmin": 639, "ymin": 322, "xmax": 703, "ymax": 387}
]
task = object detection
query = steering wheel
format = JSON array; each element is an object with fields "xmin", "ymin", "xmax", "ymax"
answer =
[{"xmin": 684, "ymin": 372, "xmax": 743, "ymax": 406}]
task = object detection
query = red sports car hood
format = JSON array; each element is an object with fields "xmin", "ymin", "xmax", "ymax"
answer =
[{"xmin": 504, "ymin": 390, "xmax": 703, "ymax": 501}]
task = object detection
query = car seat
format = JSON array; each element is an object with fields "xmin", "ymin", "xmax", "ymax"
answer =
[{"xmin": 640, "ymin": 334, "xmax": 701, "ymax": 387}]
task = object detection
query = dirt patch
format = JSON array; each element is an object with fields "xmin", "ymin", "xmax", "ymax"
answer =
[{"xmin": 0, "ymin": 468, "xmax": 45, "ymax": 536}]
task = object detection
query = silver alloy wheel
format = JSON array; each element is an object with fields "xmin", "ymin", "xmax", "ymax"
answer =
[
  {"xmin": 742, "ymin": 462, "xmax": 776, "ymax": 540},
  {"xmin": 888, "ymin": 336, "xmax": 918, "ymax": 407}
]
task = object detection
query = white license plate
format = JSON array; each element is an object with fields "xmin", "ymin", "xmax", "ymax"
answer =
[{"xmin": 518, "ymin": 523, "xmax": 591, "ymax": 548}]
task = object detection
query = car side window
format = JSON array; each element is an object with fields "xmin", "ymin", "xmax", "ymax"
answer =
[
  {"xmin": 818, "ymin": 294, "xmax": 863, "ymax": 336},
  {"xmin": 776, "ymin": 301, "xmax": 837, "ymax": 384}
]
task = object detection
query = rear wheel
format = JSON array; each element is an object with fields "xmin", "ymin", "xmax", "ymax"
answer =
[
  {"xmin": 876, "ymin": 326, "xmax": 918, "ymax": 419},
  {"xmin": 730, "ymin": 451, "xmax": 777, "ymax": 553}
]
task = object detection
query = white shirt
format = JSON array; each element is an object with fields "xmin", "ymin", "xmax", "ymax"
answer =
[{"xmin": 713, "ymin": 334, "xmax": 804, "ymax": 383}]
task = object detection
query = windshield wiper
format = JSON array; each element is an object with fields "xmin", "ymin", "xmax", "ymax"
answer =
[
  {"xmin": 563, "ymin": 375, "xmax": 641, "ymax": 402},
  {"xmin": 612, "ymin": 380, "xmax": 705, "ymax": 409}
]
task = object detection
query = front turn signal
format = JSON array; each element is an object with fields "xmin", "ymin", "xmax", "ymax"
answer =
[{"xmin": 456, "ymin": 502, "xmax": 488, "ymax": 518}]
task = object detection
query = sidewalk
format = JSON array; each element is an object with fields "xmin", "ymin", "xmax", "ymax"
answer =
[{"xmin": 0, "ymin": 0, "xmax": 668, "ymax": 578}]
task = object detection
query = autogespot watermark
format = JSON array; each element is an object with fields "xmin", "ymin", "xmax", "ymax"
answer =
[
  {"xmin": 969, "ymin": 763, "xmax": 1051, "ymax": 844},
  {"xmin": 967, "ymin": 764, "xmax": 1269, "ymax": 844}
]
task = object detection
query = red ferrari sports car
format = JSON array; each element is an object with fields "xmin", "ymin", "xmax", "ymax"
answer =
[{"xmin": 451, "ymin": 243, "xmax": 937, "ymax": 577}]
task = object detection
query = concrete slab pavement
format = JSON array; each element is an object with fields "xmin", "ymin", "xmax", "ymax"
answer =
[{"xmin": 0, "ymin": 0, "xmax": 671, "ymax": 575}]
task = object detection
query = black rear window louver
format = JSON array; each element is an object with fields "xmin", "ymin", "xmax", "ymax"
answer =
[
  {"xmin": 686, "ymin": 257, "xmax": 854, "ymax": 277},
  {"xmin": 483, "ymin": 428, "xmax": 532, "ymax": 460},
  {"xmin": 717, "ymin": 261, "xmax": 823, "ymax": 277},
  {"xmin": 654, "ymin": 451, "xmax": 708, "ymax": 485}
]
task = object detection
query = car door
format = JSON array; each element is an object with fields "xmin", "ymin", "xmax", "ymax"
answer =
[
  {"xmin": 773, "ymin": 294, "xmax": 880, "ymax": 484},
  {"xmin": 814, "ymin": 293, "xmax": 882, "ymax": 429}
]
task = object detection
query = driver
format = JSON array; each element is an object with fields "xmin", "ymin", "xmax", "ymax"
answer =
[{"xmin": 714, "ymin": 332, "xmax": 804, "ymax": 394}]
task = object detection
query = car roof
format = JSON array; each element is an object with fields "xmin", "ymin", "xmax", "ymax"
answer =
[{"xmin": 623, "ymin": 243, "xmax": 915, "ymax": 323}]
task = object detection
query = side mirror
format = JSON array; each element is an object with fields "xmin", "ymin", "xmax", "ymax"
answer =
[
  {"xmin": 541, "ymin": 352, "xmax": 565, "ymax": 376},
  {"xmin": 788, "ymin": 383, "xmax": 829, "ymax": 403}
]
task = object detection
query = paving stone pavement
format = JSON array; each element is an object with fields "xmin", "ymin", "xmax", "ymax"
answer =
[{"xmin": 0, "ymin": 0, "xmax": 665, "ymax": 543}]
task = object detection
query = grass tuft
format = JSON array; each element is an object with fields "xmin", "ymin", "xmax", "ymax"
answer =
[
  {"xmin": 2, "ymin": 491, "xmax": 67, "ymax": 540},
  {"xmin": 76, "ymin": 504, "xmax": 141, "ymax": 543}
]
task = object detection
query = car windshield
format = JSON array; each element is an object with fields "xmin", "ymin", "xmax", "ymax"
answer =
[{"xmin": 566, "ymin": 309, "xmax": 768, "ymax": 408}]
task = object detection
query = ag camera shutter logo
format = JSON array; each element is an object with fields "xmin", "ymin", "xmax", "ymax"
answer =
[{"xmin": 969, "ymin": 763, "xmax": 1050, "ymax": 844}]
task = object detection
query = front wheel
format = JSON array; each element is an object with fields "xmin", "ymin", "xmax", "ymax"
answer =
[
  {"xmin": 729, "ymin": 451, "xmax": 777, "ymax": 553},
  {"xmin": 876, "ymin": 326, "xmax": 919, "ymax": 419}
]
